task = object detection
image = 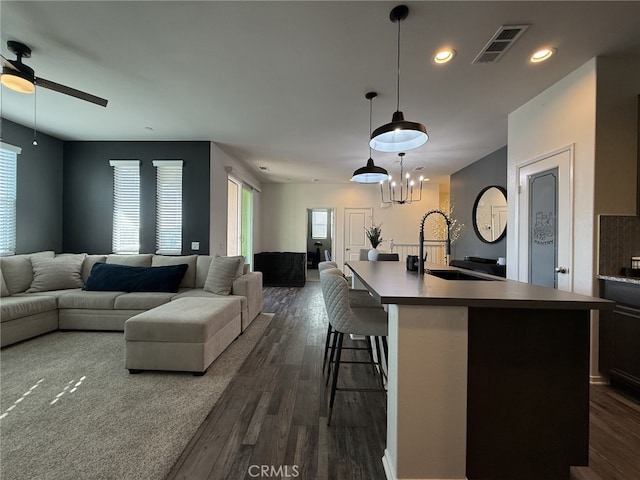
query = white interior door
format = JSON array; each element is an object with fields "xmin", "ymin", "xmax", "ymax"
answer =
[
  {"xmin": 344, "ymin": 207, "xmax": 372, "ymax": 274},
  {"xmin": 517, "ymin": 146, "xmax": 574, "ymax": 291},
  {"xmin": 492, "ymin": 205, "xmax": 508, "ymax": 242}
]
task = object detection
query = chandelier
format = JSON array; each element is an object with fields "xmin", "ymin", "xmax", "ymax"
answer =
[{"xmin": 380, "ymin": 152, "xmax": 424, "ymax": 205}]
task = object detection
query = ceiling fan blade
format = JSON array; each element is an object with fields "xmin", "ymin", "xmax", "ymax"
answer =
[
  {"xmin": 1, "ymin": 54, "xmax": 19, "ymax": 71},
  {"xmin": 35, "ymin": 77, "xmax": 108, "ymax": 107}
]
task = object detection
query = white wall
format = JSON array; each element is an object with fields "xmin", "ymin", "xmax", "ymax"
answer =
[
  {"xmin": 260, "ymin": 181, "xmax": 443, "ymax": 267},
  {"xmin": 507, "ymin": 56, "xmax": 640, "ymax": 381},
  {"xmin": 209, "ymin": 142, "xmax": 262, "ymax": 257},
  {"xmin": 507, "ymin": 59, "xmax": 597, "ymax": 296}
]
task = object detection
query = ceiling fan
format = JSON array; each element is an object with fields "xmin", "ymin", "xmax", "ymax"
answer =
[{"xmin": 1, "ymin": 40, "xmax": 108, "ymax": 107}]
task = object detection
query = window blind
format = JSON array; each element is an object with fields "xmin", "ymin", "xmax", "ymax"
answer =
[
  {"xmin": 153, "ymin": 160, "xmax": 183, "ymax": 255},
  {"xmin": 312, "ymin": 209, "xmax": 328, "ymax": 239},
  {"xmin": 0, "ymin": 144, "xmax": 20, "ymax": 256},
  {"xmin": 110, "ymin": 160, "xmax": 140, "ymax": 254}
]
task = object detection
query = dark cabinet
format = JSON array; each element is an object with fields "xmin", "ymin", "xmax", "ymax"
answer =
[
  {"xmin": 599, "ymin": 279, "xmax": 640, "ymax": 396},
  {"xmin": 254, "ymin": 252, "xmax": 306, "ymax": 287}
]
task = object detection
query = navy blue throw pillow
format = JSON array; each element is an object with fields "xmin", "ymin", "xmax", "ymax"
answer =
[{"xmin": 84, "ymin": 263, "xmax": 189, "ymax": 293}]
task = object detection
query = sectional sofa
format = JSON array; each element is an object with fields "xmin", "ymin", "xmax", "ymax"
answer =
[{"xmin": 0, "ymin": 251, "xmax": 263, "ymax": 348}]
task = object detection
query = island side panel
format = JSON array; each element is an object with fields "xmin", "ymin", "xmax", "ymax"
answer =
[
  {"xmin": 384, "ymin": 304, "xmax": 468, "ymax": 480},
  {"xmin": 466, "ymin": 307, "xmax": 590, "ymax": 480}
]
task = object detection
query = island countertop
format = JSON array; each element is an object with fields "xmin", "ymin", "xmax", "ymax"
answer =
[{"xmin": 346, "ymin": 260, "xmax": 613, "ymax": 310}]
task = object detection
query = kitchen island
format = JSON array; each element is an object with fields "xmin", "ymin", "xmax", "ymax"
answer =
[{"xmin": 346, "ymin": 261, "xmax": 613, "ymax": 480}]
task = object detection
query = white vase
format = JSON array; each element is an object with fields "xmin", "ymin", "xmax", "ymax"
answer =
[{"xmin": 368, "ymin": 248, "xmax": 379, "ymax": 261}]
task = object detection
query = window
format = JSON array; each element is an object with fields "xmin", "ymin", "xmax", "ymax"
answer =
[
  {"xmin": 311, "ymin": 209, "xmax": 328, "ymax": 239},
  {"xmin": 110, "ymin": 160, "xmax": 140, "ymax": 254},
  {"xmin": 153, "ymin": 160, "xmax": 183, "ymax": 255},
  {"xmin": 0, "ymin": 143, "xmax": 20, "ymax": 256}
]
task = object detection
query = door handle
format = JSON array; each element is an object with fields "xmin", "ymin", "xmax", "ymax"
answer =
[{"xmin": 555, "ymin": 266, "xmax": 568, "ymax": 274}]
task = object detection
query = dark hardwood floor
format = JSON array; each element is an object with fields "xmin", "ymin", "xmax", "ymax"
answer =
[{"xmin": 167, "ymin": 281, "xmax": 640, "ymax": 480}]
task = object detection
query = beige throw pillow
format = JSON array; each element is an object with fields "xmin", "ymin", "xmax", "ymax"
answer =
[
  {"xmin": 0, "ymin": 273, "xmax": 9, "ymax": 297},
  {"xmin": 27, "ymin": 254, "xmax": 86, "ymax": 293},
  {"xmin": 203, "ymin": 255, "xmax": 245, "ymax": 295}
]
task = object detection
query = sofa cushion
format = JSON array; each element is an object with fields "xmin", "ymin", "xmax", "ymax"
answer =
[
  {"xmin": 1, "ymin": 272, "xmax": 9, "ymax": 297},
  {"xmin": 106, "ymin": 254, "xmax": 153, "ymax": 267},
  {"xmin": 0, "ymin": 295, "xmax": 58, "ymax": 322},
  {"xmin": 114, "ymin": 292, "xmax": 176, "ymax": 310},
  {"xmin": 0, "ymin": 251, "xmax": 55, "ymax": 295},
  {"xmin": 203, "ymin": 255, "xmax": 245, "ymax": 295},
  {"xmin": 27, "ymin": 254, "xmax": 86, "ymax": 293},
  {"xmin": 82, "ymin": 255, "xmax": 107, "ymax": 284},
  {"xmin": 195, "ymin": 255, "xmax": 214, "ymax": 288},
  {"xmin": 152, "ymin": 255, "xmax": 197, "ymax": 288},
  {"xmin": 58, "ymin": 291, "xmax": 126, "ymax": 310},
  {"xmin": 85, "ymin": 263, "xmax": 188, "ymax": 293},
  {"xmin": 124, "ymin": 297, "xmax": 241, "ymax": 343}
]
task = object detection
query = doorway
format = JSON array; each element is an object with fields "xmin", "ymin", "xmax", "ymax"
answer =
[
  {"xmin": 306, "ymin": 208, "xmax": 334, "ymax": 271},
  {"xmin": 344, "ymin": 207, "xmax": 372, "ymax": 274},
  {"xmin": 516, "ymin": 146, "xmax": 574, "ymax": 291},
  {"xmin": 227, "ymin": 176, "xmax": 253, "ymax": 266}
]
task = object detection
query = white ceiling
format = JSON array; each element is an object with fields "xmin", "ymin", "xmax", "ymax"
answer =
[{"xmin": 1, "ymin": 1, "xmax": 639, "ymax": 185}]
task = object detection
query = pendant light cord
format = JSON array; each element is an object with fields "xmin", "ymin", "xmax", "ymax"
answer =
[
  {"xmin": 33, "ymin": 87, "xmax": 38, "ymax": 146},
  {"xmin": 369, "ymin": 96, "xmax": 373, "ymax": 157},
  {"xmin": 396, "ymin": 16, "xmax": 401, "ymax": 111}
]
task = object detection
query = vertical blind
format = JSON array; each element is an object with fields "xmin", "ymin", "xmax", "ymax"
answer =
[
  {"xmin": 0, "ymin": 143, "xmax": 20, "ymax": 256},
  {"xmin": 109, "ymin": 160, "xmax": 140, "ymax": 254},
  {"xmin": 153, "ymin": 160, "xmax": 183, "ymax": 255}
]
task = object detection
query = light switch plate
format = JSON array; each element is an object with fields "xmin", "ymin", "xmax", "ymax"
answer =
[{"xmin": 191, "ymin": 241, "xmax": 200, "ymax": 250}]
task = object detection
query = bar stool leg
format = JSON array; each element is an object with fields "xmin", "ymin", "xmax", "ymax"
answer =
[
  {"xmin": 327, "ymin": 332, "xmax": 344, "ymax": 426},
  {"xmin": 322, "ymin": 324, "xmax": 334, "ymax": 373},
  {"xmin": 325, "ymin": 328, "xmax": 339, "ymax": 386}
]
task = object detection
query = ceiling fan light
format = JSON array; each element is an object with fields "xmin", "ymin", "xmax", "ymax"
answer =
[
  {"xmin": 1, "ymin": 67, "xmax": 35, "ymax": 93},
  {"xmin": 370, "ymin": 111, "xmax": 428, "ymax": 152},
  {"xmin": 351, "ymin": 158, "xmax": 389, "ymax": 183}
]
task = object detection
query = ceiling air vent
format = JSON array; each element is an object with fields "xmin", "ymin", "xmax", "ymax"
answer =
[{"xmin": 472, "ymin": 24, "xmax": 529, "ymax": 64}]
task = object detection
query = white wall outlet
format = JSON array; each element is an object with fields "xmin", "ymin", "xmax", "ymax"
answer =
[{"xmin": 191, "ymin": 241, "xmax": 200, "ymax": 251}]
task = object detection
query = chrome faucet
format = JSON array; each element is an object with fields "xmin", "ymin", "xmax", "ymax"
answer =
[{"xmin": 418, "ymin": 209, "xmax": 452, "ymax": 275}]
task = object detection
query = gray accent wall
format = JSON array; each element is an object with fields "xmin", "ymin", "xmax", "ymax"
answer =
[
  {"xmin": 0, "ymin": 119, "xmax": 64, "ymax": 253},
  {"xmin": 450, "ymin": 146, "xmax": 507, "ymax": 260},
  {"xmin": 63, "ymin": 141, "xmax": 210, "ymax": 254}
]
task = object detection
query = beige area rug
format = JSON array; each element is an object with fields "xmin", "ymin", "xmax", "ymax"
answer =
[{"xmin": 0, "ymin": 313, "xmax": 274, "ymax": 480}]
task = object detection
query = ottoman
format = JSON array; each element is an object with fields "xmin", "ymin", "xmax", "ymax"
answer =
[{"xmin": 124, "ymin": 297, "xmax": 242, "ymax": 375}]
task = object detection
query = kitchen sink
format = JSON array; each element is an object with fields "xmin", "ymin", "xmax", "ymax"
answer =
[{"xmin": 426, "ymin": 269, "xmax": 494, "ymax": 281}]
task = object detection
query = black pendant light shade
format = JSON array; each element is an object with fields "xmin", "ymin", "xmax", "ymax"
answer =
[
  {"xmin": 370, "ymin": 5, "xmax": 428, "ymax": 153},
  {"xmin": 352, "ymin": 91, "xmax": 389, "ymax": 183},
  {"xmin": 351, "ymin": 157, "xmax": 389, "ymax": 183},
  {"xmin": 370, "ymin": 110, "xmax": 428, "ymax": 152}
]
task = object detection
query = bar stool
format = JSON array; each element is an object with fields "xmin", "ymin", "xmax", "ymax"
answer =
[
  {"xmin": 317, "ymin": 266, "xmax": 382, "ymax": 372},
  {"xmin": 319, "ymin": 270, "xmax": 387, "ymax": 425}
]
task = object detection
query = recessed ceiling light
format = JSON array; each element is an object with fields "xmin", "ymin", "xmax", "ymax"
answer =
[
  {"xmin": 530, "ymin": 47, "xmax": 556, "ymax": 63},
  {"xmin": 433, "ymin": 48, "xmax": 456, "ymax": 64}
]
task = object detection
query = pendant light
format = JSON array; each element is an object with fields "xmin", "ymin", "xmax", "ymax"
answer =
[
  {"xmin": 351, "ymin": 91, "xmax": 389, "ymax": 183},
  {"xmin": 370, "ymin": 5, "xmax": 428, "ymax": 153}
]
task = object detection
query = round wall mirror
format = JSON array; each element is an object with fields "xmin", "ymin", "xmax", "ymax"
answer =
[{"xmin": 472, "ymin": 186, "xmax": 507, "ymax": 243}]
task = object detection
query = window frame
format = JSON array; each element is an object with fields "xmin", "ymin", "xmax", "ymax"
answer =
[
  {"xmin": 0, "ymin": 142, "xmax": 21, "ymax": 256},
  {"xmin": 153, "ymin": 160, "xmax": 183, "ymax": 255},
  {"xmin": 110, "ymin": 159, "xmax": 141, "ymax": 254}
]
